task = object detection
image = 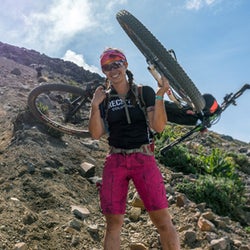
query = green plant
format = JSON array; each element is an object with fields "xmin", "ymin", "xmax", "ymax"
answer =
[
  {"xmin": 37, "ymin": 102, "xmax": 49, "ymax": 114},
  {"xmin": 245, "ymin": 226, "xmax": 250, "ymax": 234},
  {"xmin": 58, "ymin": 166, "xmax": 65, "ymax": 173},
  {"xmin": 176, "ymin": 175, "xmax": 246, "ymax": 219},
  {"xmin": 155, "ymin": 124, "xmax": 247, "ymax": 223},
  {"xmin": 227, "ymin": 152, "xmax": 250, "ymax": 174},
  {"xmin": 156, "ymin": 124, "xmax": 188, "ymax": 142},
  {"xmin": 155, "ymin": 143, "xmax": 197, "ymax": 174},
  {"xmin": 197, "ymin": 148, "xmax": 239, "ymax": 178}
]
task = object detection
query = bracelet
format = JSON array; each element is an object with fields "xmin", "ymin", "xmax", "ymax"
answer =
[{"xmin": 155, "ymin": 95, "xmax": 164, "ymax": 100}]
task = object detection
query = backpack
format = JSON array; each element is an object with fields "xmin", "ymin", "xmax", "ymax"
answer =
[
  {"xmin": 101, "ymin": 83, "xmax": 148, "ymax": 124},
  {"xmin": 100, "ymin": 84, "xmax": 155, "ymax": 151}
]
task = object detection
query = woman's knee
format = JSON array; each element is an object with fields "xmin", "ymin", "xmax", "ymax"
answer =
[
  {"xmin": 105, "ymin": 214, "xmax": 124, "ymax": 231},
  {"xmin": 149, "ymin": 208, "xmax": 173, "ymax": 229}
]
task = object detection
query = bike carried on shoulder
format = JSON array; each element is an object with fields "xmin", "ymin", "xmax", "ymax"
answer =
[
  {"xmin": 27, "ymin": 10, "xmax": 249, "ymax": 152},
  {"xmin": 115, "ymin": 9, "xmax": 249, "ymax": 153}
]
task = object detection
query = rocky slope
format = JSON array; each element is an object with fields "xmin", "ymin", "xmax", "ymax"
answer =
[{"xmin": 0, "ymin": 42, "xmax": 249, "ymax": 250}]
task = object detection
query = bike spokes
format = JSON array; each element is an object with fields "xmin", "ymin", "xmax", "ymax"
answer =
[{"xmin": 35, "ymin": 90, "xmax": 89, "ymax": 129}]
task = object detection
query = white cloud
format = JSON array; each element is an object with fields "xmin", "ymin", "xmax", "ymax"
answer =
[
  {"xmin": 105, "ymin": 0, "xmax": 127, "ymax": 10},
  {"xmin": 62, "ymin": 50, "xmax": 102, "ymax": 74},
  {"xmin": 16, "ymin": 0, "xmax": 128, "ymax": 57},
  {"xmin": 0, "ymin": 0, "xmax": 129, "ymax": 68},
  {"xmin": 22, "ymin": 0, "xmax": 99, "ymax": 52},
  {"xmin": 186, "ymin": 0, "xmax": 217, "ymax": 10},
  {"xmin": 186, "ymin": 0, "xmax": 201, "ymax": 10}
]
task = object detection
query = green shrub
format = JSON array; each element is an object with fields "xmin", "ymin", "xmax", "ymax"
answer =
[
  {"xmin": 156, "ymin": 124, "xmax": 188, "ymax": 142},
  {"xmin": 227, "ymin": 152, "xmax": 250, "ymax": 174},
  {"xmin": 155, "ymin": 125, "xmax": 198, "ymax": 174},
  {"xmin": 197, "ymin": 148, "xmax": 239, "ymax": 178},
  {"xmin": 176, "ymin": 175, "xmax": 245, "ymax": 219},
  {"xmin": 245, "ymin": 226, "xmax": 250, "ymax": 234},
  {"xmin": 155, "ymin": 125, "xmax": 247, "ymax": 223},
  {"xmin": 156, "ymin": 144, "xmax": 197, "ymax": 174}
]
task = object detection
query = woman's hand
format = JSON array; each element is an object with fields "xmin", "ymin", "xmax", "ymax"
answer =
[
  {"xmin": 91, "ymin": 86, "xmax": 107, "ymax": 107},
  {"xmin": 156, "ymin": 76, "xmax": 170, "ymax": 97},
  {"xmin": 88, "ymin": 86, "xmax": 107, "ymax": 139}
]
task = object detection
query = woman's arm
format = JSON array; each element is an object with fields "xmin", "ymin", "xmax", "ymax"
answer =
[{"xmin": 148, "ymin": 76, "xmax": 170, "ymax": 133}]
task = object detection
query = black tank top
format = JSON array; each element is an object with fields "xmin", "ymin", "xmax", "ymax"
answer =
[{"xmin": 106, "ymin": 85, "xmax": 155, "ymax": 149}]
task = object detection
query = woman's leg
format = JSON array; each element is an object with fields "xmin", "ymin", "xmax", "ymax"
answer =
[
  {"xmin": 104, "ymin": 214, "xmax": 124, "ymax": 250},
  {"xmin": 130, "ymin": 154, "xmax": 180, "ymax": 249},
  {"xmin": 149, "ymin": 208, "xmax": 180, "ymax": 250},
  {"xmin": 100, "ymin": 154, "xmax": 129, "ymax": 249}
]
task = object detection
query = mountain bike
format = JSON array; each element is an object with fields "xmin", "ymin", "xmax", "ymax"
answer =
[
  {"xmin": 27, "ymin": 9, "xmax": 208, "ymax": 137},
  {"xmin": 27, "ymin": 10, "xmax": 249, "ymax": 150},
  {"xmin": 115, "ymin": 10, "xmax": 249, "ymax": 154},
  {"xmin": 27, "ymin": 80, "xmax": 249, "ymax": 151}
]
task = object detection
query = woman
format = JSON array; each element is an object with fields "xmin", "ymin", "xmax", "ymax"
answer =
[{"xmin": 89, "ymin": 48, "xmax": 180, "ymax": 250}]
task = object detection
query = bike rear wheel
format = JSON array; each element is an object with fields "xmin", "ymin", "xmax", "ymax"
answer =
[
  {"xmin": 27, "ymin": 83, "xmax": 92, "ymax": 137},
  {"xmin": 116, "ymin": 10, "xmax": 205, "ymax": 112}
]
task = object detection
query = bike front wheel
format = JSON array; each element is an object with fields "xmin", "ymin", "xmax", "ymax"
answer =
[
  {"xmin": 116, "ymin": 10, "xmax": 205, "ymax": 112},
  {"xmin": 27, "ymin": 83, "xmax": 93, "ymax": 137}
]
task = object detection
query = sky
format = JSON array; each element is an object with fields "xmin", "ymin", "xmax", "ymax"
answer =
[{"xmin": 0, "ymin": 0, "xmax": 249, "ymax": 143}]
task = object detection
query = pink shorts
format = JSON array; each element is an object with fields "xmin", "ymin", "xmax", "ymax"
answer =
[{"xmin": 99, "ymin": 153, "xmax": 168, "ymax": 214}]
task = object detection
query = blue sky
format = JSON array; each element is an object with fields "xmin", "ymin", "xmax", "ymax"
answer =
[{"xmin": 0, "ymin": 0, "xmax": 249, "ymax": 143}]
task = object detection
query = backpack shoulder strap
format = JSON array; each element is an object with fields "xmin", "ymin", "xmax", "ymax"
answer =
[
  {"xmin": 131, "ymin": 84, "xmax": 144, "ymax": 106},
  {"xmin": 104, "ymin": 84, "xmax": 147, "ymax": 122},
  {"xmin": 133, "ymin": 84, "xmax": 149, "ymax": 124},
  {"xmin": 137, "ymin": 84, "xmax": 146, "ymax": 108},
  {"xmin": 136, "ymin": 84, "xmax": 155, "ymax": 141}
]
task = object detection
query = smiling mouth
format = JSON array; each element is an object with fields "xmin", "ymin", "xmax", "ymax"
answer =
[{"xmin": 110, "ymin": 73, "xmax": 120, "ymax": 79}]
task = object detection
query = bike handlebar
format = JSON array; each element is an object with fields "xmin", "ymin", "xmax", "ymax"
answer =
[
  {"xmin": 160, "ymin": 83, "xmax": 249, "ymax": 154},
  {"xmin": 221, "ymin": 83, "xmax": 250, "ymax": 112}
]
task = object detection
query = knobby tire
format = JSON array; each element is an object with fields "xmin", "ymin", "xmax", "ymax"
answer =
[
  {"xmin": 116, "ymin": 10, "xmax": 205, "ymax": 112},
  {"xmin": 27, "ymin": 84, "xmax": 91, "ymax": 138}
]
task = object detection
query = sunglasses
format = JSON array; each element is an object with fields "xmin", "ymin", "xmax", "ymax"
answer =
[{"xmin": 101, "ymin": 60, "xmax": 125, "ymax": 72}]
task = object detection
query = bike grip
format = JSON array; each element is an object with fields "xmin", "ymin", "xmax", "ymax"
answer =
[
  {"xmin": 243, "ymin": 83, "xmax": 250, "ymax": 90},
  {"xmin": 147, "ymin": 64, "xmax": 163, "ymax": 87},
  {"xmin": 147, "ymin": 63, "xmax": 182, "ymax": 106}
]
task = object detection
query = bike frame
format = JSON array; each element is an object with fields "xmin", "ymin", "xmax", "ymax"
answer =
[{"xmin": 160, "ymin": 84, "xmax": 250, "ymax": 155}]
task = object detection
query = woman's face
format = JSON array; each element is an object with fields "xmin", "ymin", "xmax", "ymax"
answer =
[{"xmin": 102, "ymin": 61, "xmax": 127, "ymax": 84}]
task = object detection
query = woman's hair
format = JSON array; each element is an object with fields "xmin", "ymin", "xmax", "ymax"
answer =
[
  {"xmin": 127, "ymin": 70, "xmax": 137, "ymax": 105},
  {"xmin": 126, "ymin": 69, "xmax": 134, "ymax": 85}
]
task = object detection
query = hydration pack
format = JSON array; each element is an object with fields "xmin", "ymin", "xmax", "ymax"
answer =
[{"xmin": 100, "ymin": 83, "xmax": 148, "ymax": 125}]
